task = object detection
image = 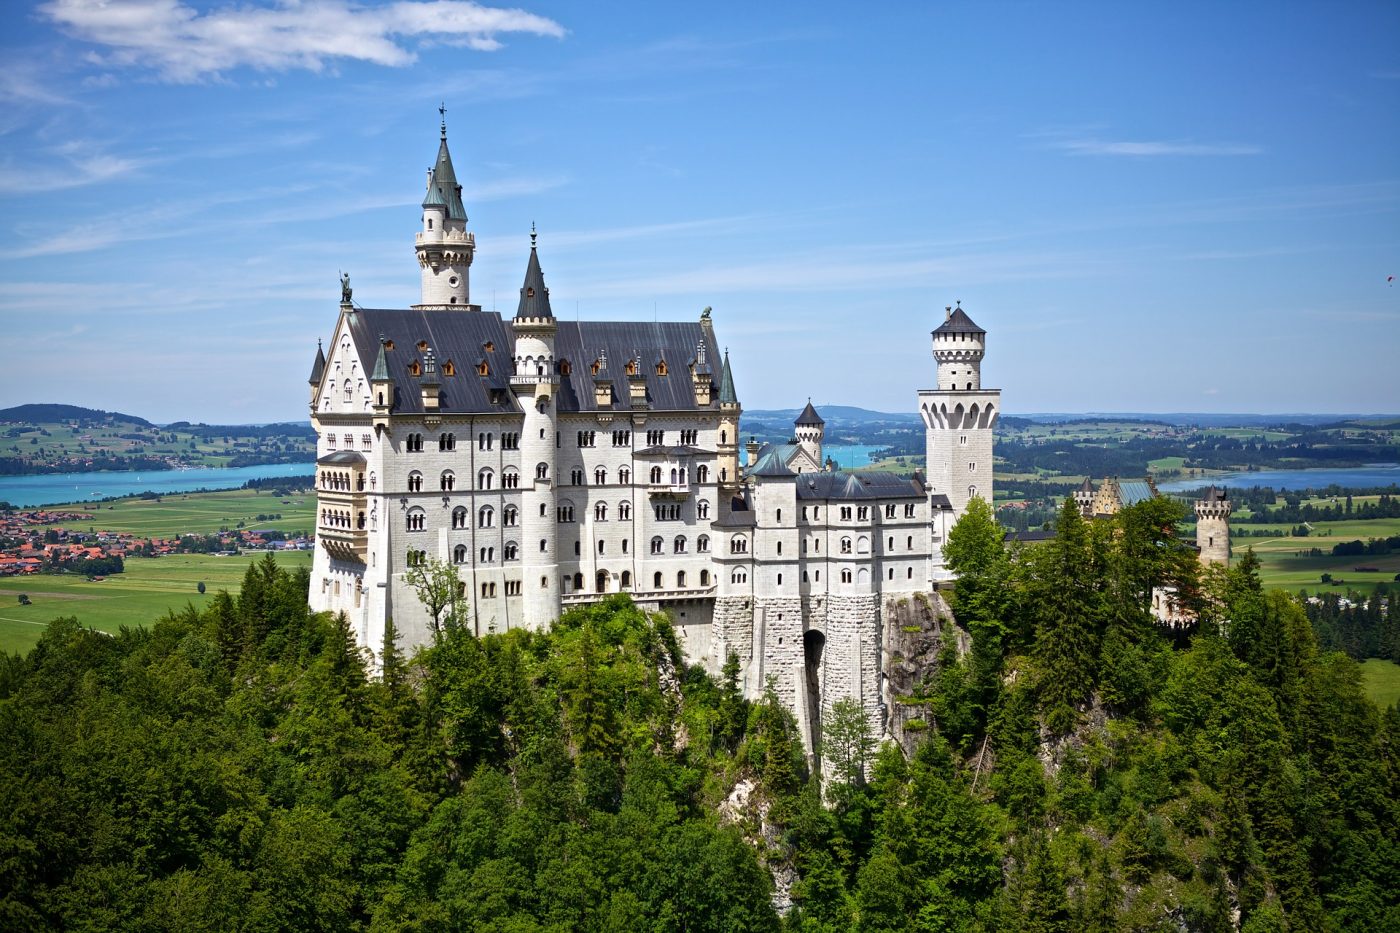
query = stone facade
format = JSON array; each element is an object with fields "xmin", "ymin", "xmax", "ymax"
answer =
[{"xmin": 308, "ymin": 121, "xmax": 1002, "ymax": 765}]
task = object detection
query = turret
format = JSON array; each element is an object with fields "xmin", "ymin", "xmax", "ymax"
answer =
[
  {"xmin": 691, "ymin": 337, "xmax": 713, "ymax": 406},
  {"xmin": 414, "ymin": 108, "xmax": 476, "ymax": 309},
  {"xmin": 308, "ymin": 340, "xmax": 325, "ymax": 406},
  {"xmin": 932, "ymin": 301, "xmax": 986, "ymax": 391},
  {"xmin": 509, "ymin": 230, "xmax": 560, "ymax": 626},
  {"xmin": 717, "ymin": 348, "xmax": 741, "ymax": 485},
  {"xmin": 1195, "ymin": 486, "xmax": 1232, "ymax": 566},
  {"xmin": 419, "ymin": 348, "xmax": 441, "ymax": 415},
  {"xmin": 794, "ymin": 399, "xmax": 824, "ymax": 472},
  {"xmin": 370, "ymin": 337, "xmax": 393, "ymax": 434}
]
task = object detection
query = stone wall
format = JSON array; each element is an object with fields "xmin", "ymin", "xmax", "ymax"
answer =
[{"xmin": 880, "ymin": 590, "xmax": 962, "ymax": 756}]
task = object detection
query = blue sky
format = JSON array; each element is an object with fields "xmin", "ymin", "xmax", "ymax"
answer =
[{"xmin": 1, "ymin": 1, "xmax": 1397, "ymax": 423}]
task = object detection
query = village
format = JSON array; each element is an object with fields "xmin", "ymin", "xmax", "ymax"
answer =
[{"xmin": 0, "ymin": 506, "xmax": 312, "ymax": 578}]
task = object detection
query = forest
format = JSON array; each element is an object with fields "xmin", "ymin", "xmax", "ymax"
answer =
[{"xmin": 1, "ymin": 496, "xmax": 1397, "ymax": 931}]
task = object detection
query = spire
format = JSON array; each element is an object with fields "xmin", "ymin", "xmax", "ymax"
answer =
[
  {"xmin": 795, "ymin": 398, "xmax": 824, "ymax": 427},
  {"xmin": 421, "ymin": 166, "xmax": 447, "ymax": 209},
  {"xmin": 718, "ymin": 348, "xmax": 738, "ymax": 405},
  {"xmin": 427, "ymin": 107, "xmax": 467, "ymax": 222},
  {"xmin": 308, "ymin": 340, "xmax": 325, "ymax": 385},
  {"xmin": 372, "ymin": 337, "xmax": 390, "ymax": 382},
  {"xmin": 514, "ymin": 230, "xmax": 554, "ymax": 320}
]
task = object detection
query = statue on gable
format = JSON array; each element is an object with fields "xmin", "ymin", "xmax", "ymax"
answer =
[{"xmin": 340, "ymin": 272, "xmax": 353, "ymax": 305}]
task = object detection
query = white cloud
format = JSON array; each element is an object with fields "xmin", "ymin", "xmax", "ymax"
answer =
[
  {"xmin": 1046, "ymin": 136, "xmax": 1262, "ymax": 157},
  {"xmin": 0, "ymin": 139, "xmax": 148, "ymax": 196},
  {"xmin": 39, "ymin": 0, "xmax": 566, "ymax": 82}
]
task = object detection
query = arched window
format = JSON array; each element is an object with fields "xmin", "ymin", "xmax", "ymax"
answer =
[
  {"xmin": 731, "ymin": 568, "xmax": 747, "ymax": 584},
  {"xmin": 857, "ymin": 536, "xmax": 869, "ymax": 554},
  {"xmin": 504, "ymin": 506, "xmax": 518, "ymax": 527},
  {"xmin": 574, "ymin": 572, "xmax": 584, "ymax": 590},
  {"xmin": 452, "ymin": 506, "xmax": 468, "ymax": 529},
  {"xmin": 621, "ymin": 570, "xmax": 632, "ymax": 589},
  {"xmin": 594, "ymin": 467, "xmax": 607, "ymax": 485},
  {"xmin": 840, "ymin": 537, "xmax": 852, "ymax": 554},
  {"xmin": 477, "ymin": 468, "xmax": 493, "ymax": 490},
  {"xmin": 674, "ymin": 535, "xmax": 686, "ymax": 553},
  {"xmin": 597, "ymin": 539, "xmax": 606, "ymax": 554},
  {"xmin": 670, "ymin": 467, "xmax": 678, "ymax": 485},
  {"xmin": 677, "ymin": 571, "xmax": 687, "ymax": 587},
  {"xmin": 619, "ymin": 501, "xmax": 632, "ymax": 520},
  {"xmin": 536, "ymin": 463, "xmax": 549, "ymax": 481},
  {"xmin": 595, "ymin": 502, "xmax": 608, "ymax": 521},
  {"xmin": 570, "ymin": 468, "xmax": 584, "ymax": 486},
  {"xmin": 650, "ymin": 466, "xmax": 663, "ymax": 484},
  {"xmin": 697, "ymin": 499, "xmax": 710, "ymax": 519},
  {"xmin": 440, "ymin": 432, "xmax": 456, "ymax": 451},
  {"xmin": 453, "ymin": 544, "xmax": 467, "ymax": 563},
  {"xmin": 651, "ymin": 571, "xmax": 663, "ymax": 589},
  {"xmin": 343, "ymin": 380, "xmax": 353, "ymax": 402},
  {"xmin": 969, "ymin": 484, "xmax": 977, "ymax": 499},
  {"xmin": 698, "ymin": 465, "xmax": 709, "ymax": 484},
  {"xmin": 777, "ymin": 541, "xmax": 782, "ymax": 555},
  {"xmin": 504, "ymin": 542, "xmax": 518, "ymax": 561},
  {"xmin": 440, "ymin": 470, "xmax": 455, "ymax": 491},
  {"xmin": 540, "ymin": 539, "xmax": 548, "ymax": 553},
  {"xmin": 697, "ymin": 534, "xmax": 710, "ymax": 553},
  {"xmin": 907, "ymin": 535, "xmax": 913, "ymax": 548},
  {"xmin": 730, "ymin": 536, "xmax": 748, "ymax": 554},
  {"xmin": 841, "ymin": 568, "xmax": 853, "ymax": 583},
  {"xmin": 408, "ymin": 471, "xmax": 423, "ymax": 492},
  {"xmin": 700, "ymin": 569, "xmax": 710, "ymax": 586},
  {"xmin": 478, "ymin": 506, "xmax": 494, "ymax": 528},
  {"xmin": 369, "ymin": 471, "xmax": 377, "ymax": 490},
  {"xmin": 651, "ymin": 536, "xmax": 664, "ymax": 555},
  {"xmin": 502, "ymin": 469, "xmax": 519, "ymax": 489},
  {"xmin": 619, "ymin": 467, "xmax": 631, "ymax": 485},
  {"xmin": 406, "ymin": 508, "xmax": 426, "ymax": 532}
]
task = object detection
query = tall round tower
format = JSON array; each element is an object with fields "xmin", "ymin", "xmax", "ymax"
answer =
[
  {"xmin": 414, "ymin": 110, "xmax": 476, "ymax": 309},
  {"xmin": 933, "ymin": 301, "xmax": 985, "ymax": 391},
  {"xmin": 793, "ymin": 400, "xmax": 825, "ymax": 473},
  {"xmin": 1195, "ymin": 486, "xmax": 1232, "ymax": 566},
  {"xmin": 510, "ymin": 231, "xmax": 560, "ymax": 627}
]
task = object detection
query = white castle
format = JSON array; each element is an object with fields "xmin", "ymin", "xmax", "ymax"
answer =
[{"xmin": 308, "ymin": 119, "xmax": 1000, "ymax": 752}]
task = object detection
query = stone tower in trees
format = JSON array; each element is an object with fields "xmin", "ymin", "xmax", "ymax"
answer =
[
  {"xmin": 918, "ymin": 302, "xmax": 1000, "ymax": 520},
  {"xmin": 1195, "ymin": 486, "xmax": 1232, "ymax": 566}
]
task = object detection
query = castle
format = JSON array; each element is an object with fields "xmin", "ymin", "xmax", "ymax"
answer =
[{"xmin": 307, "ymin": 118, "xmax": 999, "ymax": 754}]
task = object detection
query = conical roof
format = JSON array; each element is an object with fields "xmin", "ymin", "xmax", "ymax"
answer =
[
  {"xmin": 515, "ymin": 237, "xmax": 554, "ymax": 320},
  {"xmin": 795, "ymin": 399, "xmax": 824, "ymax": 426},
  {"xmin": 428, "ymin": 131, "xmax": 468, "ymax": 222},
  {"xmin": 718, "ymin": 348, "xmax": 738, "ymax": 405},
  {"xmin": 421, "ymin": 167, "xmax": 448, "ymax": 209},
  {"xmin": 933, "ymin": 304, "xmax": 985, "ymax": 336},
  {"xmin": 308, "ymin": 340, "xmax": 325, "ymax": 385},
  {"xmin": 371, "ymin": 340, "xmax": 390, "ymax": 381}
]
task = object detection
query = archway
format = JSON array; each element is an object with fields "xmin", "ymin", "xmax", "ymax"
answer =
[
  {"xmin": 596, "ymin": 570, "xmax": 609, "ymax": 594},
  {"xmin": 803, "ymin": 629, "xmax": 826, "ymax": 769}
]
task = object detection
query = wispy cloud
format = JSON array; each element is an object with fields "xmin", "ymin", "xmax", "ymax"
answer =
[
  {"xmin": 0, "ymin": 139, "xmax": 149, "ymax": 196},
  {"xmin": 38, "ymin": 0, "xmax": 566, "ymax": 82},
  {"xmin": 1045, "ymin": 136, "xmax": 1262, "ymax": 157}
]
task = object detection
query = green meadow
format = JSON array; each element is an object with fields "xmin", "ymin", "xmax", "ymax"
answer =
[
  {"xmin": 0, "ymin": 550, "xmax": 313, "ymax": 655},
  {"xmin": 1360, "ymin": 659, "xmax": 1400, "ymax": 710},
  {"xmin": 35, "ymin": 488, "xmax": 315, "ymax": 537}
]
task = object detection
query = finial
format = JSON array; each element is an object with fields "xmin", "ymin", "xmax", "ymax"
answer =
[
  {"xmin": 530, "ymin": 221, "xmax": 537, "ymax": 249},
  {"xmin": 439, "ymin": 102, "xmax": 446, "ymax": 138},
  {"xmin": 955, "ymin": 299, "xmax": 961, "ymax": 308}
]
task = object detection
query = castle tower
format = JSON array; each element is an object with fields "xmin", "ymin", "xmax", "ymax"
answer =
[
  {"xmin": 716, "ymin": 348, "xmax": 741, "ymax": 486},
  {"xmin": 794, "ymin": 400, "xmax": 825, "ymax": 472},
  {"xmin": 918, "ymin": 302, "xmax": 1000, "ymax": 520},
  {"xmin": 1195, "ymin": 486, "xmax": 1232, "ymax": 566},
  {"xmin": 414, "ymin": 110, "xmax": 476, "ymax": 310},
  {"xmin": 510, "ymin": 230, "xmax": 560, "ymax": 626},
  {"xmin": 308, "ymin": 340, "xmax": 325, "ymax": 405}
]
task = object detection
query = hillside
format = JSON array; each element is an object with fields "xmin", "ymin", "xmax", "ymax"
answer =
[{"xmin": 0, "ymin": 403, "xmax": 153, "ymax": 427}]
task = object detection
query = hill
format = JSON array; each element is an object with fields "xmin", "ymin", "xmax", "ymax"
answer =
[{"xmin": 0, "ymin": 403, "xmax": 153, "ymax": 427}]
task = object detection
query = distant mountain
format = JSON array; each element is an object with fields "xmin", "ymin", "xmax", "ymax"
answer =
[
  {"xmin": 744, "ymin": 406, "xmax": 921, "ymax": 426},
  {"xmin": 0, "ymin": 403, "xmax": 154, "ymax": 427}
]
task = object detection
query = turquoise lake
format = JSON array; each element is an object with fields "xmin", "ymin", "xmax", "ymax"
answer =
[{"xmin": 0, "ymin": 463, "xmax": 316, "ymax": 508}]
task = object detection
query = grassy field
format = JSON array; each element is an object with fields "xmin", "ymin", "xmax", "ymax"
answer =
[
  {"xmin": 35, "ymin": 488, "xmax": 316, "ymax": 537},
  {"xmin": 4, "ymin": 418, "xmax": 312, "ymax": 470},
  {"xmin": 1359, "ymin": 659, "xmax": 1400, "ymax": 710},
  {"xmin": 1236, "ymin": 523, "xmax": 1400, "ymax": 595},
  {"xmin": 0, "ymin": 550, "xmax": 313, "ymax": 655}
]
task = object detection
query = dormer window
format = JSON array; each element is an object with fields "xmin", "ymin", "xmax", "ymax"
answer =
[
  {"xmin": 483, "ymin": 341, "xmax": 494, "ymax": 352},
  {"xmin": 527, "ymin": 287, "xmax": 535, "ymax": 298},
  {"xmin": 559, "ymin": 359, "xmax": 572, "ymax": 376},
  {"xmin": 384, "ymin": 339, "xmax": 395, "ymax": 350},
  {"xmin": 442, "ymin": 360, "xmax": 455, "ymax": 376},
  {"xmin": 408, "ymin": 360, "xmax": 422, "ymax": 376},
  {"xmin": 591, "ymin": 359, "xmax": 602, "ymax": 375},
  {"xmin": 625, "ymin": 359, "xmax": 638, "ymax": 376},
  {"xmin": 655, "ymin": 360, "xmax": 668, "ymax": 376},
  {"xmin": 417, "ymin": 340, "xmax": 429, "ymax": 352},
  {"xmin": 477, "ymin": 360, "xmax": 490, "ymax": 377}
]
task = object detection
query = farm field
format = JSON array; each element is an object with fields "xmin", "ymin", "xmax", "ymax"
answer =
[
  {"xmin": 1359, "ymin": 659, "xmax": 1400, "ymax": 710},
  {"xmin": 1238, "ymin": 526, "xmax": 1400, "ymax": 596},
  {"xmin": 0, "ymin": 550, "xmax": 313, "ymax": 654},
  {"xmin": 33, "ymin": 487, "xmax": 315, "ymax": 537}
]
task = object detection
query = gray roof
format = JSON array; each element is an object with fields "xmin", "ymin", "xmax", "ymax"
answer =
[
  {"xmin": 795, "ymin": 400, "xmax": 824, "ymax": 426},
  {"xmin": 371, "ymin": 339, "xmax": 390, "ymax": 382},
  {"xmin": 317, "ymin": 450, "xmax": 366, "ymax": 466},
  {"xmin": 1118, "ymin": 481, "xmax": 1156, "ymax": 507},
  {"xmin": 748, "ymin": 449, "xmax": 796, "ymax": 477},
  {"xmin": 795, "ymin": 470, "xmax": 926, "ymax": 501},
  {"xmin": 309, "ymin": 341, "xmax": 326, "ymax": 385},
  {"xmin": 429, "ymin": 135, "xmax": 468, "ymax": 222},
  {"xmin": 1200, "ymin": 485, "xmax": 1229, "ymax": 503},
  {"xmin": 515, "ymin": 243, "xmax": 554, "ymax": 320},
  {"xmin": 345, "ymin": 309, "xmax": 723, "ymax": 416},
  {"xmin": 421, "ymin": 169, "xmax": 448, "ymax": 209},
  {"xmin": 933, "ymin": 305, "xmax": 984, "ymax": 336}
]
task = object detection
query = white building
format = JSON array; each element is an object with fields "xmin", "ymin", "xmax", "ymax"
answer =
[{"xmin": 308, "ymin": 119, "xmax": 1001, "ymax": 754}]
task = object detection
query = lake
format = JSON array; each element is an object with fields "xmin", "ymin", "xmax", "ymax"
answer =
[
  {"xmin": 1157, "ymin": 463, "xmax": 1400, "ymax": 493},
  {"xmin": 0, "ymin": 463, "xmax": 316, "ymax": 508}
]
